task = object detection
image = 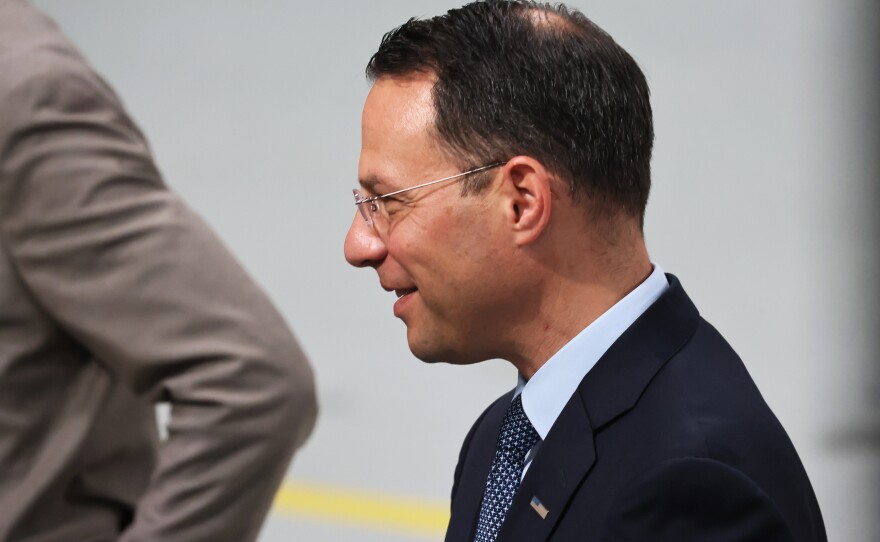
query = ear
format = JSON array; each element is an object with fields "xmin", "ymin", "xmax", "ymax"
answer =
[{"xmin": 499, "ymin": 156, "xmax": 553, "ymax": 246}]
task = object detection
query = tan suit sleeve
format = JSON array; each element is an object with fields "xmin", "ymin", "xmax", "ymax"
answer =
[{"xmin": 0, "ymin": 56, "xmax": 317, "ymax": 540}]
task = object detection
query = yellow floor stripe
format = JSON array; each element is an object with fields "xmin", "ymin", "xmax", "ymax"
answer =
[{"xmin": 272, "ymin": 481, "xmax": 450, "ymax": 538}]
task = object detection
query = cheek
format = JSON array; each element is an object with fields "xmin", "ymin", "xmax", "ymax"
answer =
[
  {"xmin": 384, "ymin": 233, "xmax": 420, "ymax": 268},
  {"xmin": 385, "ymin": 213, "xmax": 453, "ymax": 265},
  {"xmin": 386, "ymin": 204, "xmax": 505, "ymax": 284}
]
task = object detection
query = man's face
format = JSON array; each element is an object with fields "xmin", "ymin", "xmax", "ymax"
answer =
[{"xmin": 344, "ymin": 74, "xmax": 515, "ymax": 364}]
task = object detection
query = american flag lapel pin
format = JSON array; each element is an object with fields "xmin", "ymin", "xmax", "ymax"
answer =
[{"xmin": 530, "ymin": 496, "xmax": 549, "ymax": 519}]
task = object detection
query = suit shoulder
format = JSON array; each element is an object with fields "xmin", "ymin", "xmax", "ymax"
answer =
[
  {"xmin": 660, "ymin": 318, "xmax": 781, "ymax": 436},
  {"xmin": 640, "ymin": 318, "xmax": 797, "ymax": 459},
  {"xmin": 623, "ymin": 319, "xmax": 826, "ymax": 541},
  {"xmin": 0, "ymin": 52, "xmax": 115, "ymax": 113},
  {"xmin": 0, "ymin": 4, "xmax": 111, "ymax": 108}
]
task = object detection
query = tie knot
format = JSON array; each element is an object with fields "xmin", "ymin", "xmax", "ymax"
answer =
[{"xmin": 498, "ymin": 394, "xmax": 540, "ymax": 454}]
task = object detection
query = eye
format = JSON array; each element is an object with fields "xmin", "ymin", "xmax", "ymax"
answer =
[
  {"xmin": 369, "ymin": 201, "xmax": 380, "ymax": 213},
  {"xmin": 382, "ymin": 197, "xmax": 407, "ymax": 214}
]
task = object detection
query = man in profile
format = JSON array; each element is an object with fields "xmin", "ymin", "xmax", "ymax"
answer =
[
  {"xmin": 0, "ymin": 1, "xmax": 316, "ymax": 540},
  {"xmin": 344, "ymin": 1, "xmax": 826, "ymax": 540}
]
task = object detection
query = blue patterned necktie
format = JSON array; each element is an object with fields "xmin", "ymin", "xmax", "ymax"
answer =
[{"xmin": 474, "ymin": 394, "xmax": 541, "ymax": 542}]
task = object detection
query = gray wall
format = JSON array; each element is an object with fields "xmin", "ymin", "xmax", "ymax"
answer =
[{"xmin": 32, "ymin": 1, "xmax": 880, "ymax": 540}]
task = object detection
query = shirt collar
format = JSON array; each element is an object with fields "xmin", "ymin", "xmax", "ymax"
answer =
[{"xmin": 516, "ymin": 265, "xmax": 669, "ymax": 439}]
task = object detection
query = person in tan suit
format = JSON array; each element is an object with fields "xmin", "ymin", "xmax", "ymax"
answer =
[{"xmin": 0, "ymin": 1, "xmax": 318, "ymax": 540}]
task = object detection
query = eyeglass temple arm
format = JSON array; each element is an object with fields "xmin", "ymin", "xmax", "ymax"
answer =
[{"xmin": 355, "ymin": 162, "xmax": 504, "ymax": 204}]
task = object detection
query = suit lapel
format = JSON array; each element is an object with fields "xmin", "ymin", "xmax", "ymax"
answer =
[
  {"xmin": 497, "ymin": 391, "xmax": 595, "ymax": 541},
  {"xmin": 497, "ymin": 275, "xmax": 700, "ymax": 541},
  {"xmin": 578, "ymin": 274, "xmax": 699, "ymax": 432}
]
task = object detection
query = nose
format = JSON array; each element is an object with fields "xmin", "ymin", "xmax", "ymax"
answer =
[{"xmin": 344, "ymin": 214, "xmax": 387, "ymax": 268}]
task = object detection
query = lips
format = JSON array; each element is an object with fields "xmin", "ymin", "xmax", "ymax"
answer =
[
  {"xmin": 392, "ymin": 287, "xmax": 417, "ymax": 318},
  {"xmin": 395, "ymin": 288, "xmax": 417, "ymax": 299}
]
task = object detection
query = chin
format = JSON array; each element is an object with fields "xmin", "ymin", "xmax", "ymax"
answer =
[
  {"xmin": 404, "ymin": 317, "xmax": 495, "ymax": 364},
  {"xmin": 406, "ymin": 336, "xmax": 488, "ymax": 366}
]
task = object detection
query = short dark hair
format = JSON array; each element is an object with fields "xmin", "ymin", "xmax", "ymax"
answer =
[{"xmin": 366, "ymin": 1, "xmax": 653, "ymax": 226}]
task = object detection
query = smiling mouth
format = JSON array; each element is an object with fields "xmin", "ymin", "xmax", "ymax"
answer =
[{"xmin": 395, "ymin": 288, "xmax": 417, "ymax": 299}]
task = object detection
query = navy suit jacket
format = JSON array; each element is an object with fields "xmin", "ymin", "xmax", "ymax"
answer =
[{"xmin": 445, "ymin": 275, "xmax": 826, "ymax": 541}]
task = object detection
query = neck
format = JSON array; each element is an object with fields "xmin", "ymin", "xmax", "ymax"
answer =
[{"xmin": 505, "ymin": 237, "xmax": 652, "ymax": 379}]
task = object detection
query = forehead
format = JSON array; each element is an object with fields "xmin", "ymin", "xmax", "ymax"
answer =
[
  {"xmin": 363, "ymin": 74, "xmax": 435, "ymax": 135},
  {"xmin": 360, "ymin": 74, "xmax": 449, "ymax": 188}
]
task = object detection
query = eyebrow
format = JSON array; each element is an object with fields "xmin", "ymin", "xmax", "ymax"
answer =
[
  {"xmin": 359, "ymin": 177, "xmax": 381, "ymax": 190},
  {"xmin": 358, "ymin": 175, "xmax": 396, "ymax": 195}
]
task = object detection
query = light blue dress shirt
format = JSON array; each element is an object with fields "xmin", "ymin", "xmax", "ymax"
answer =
[{"xmin": 515, "ymin": 264, "xmax": 669, "ymax": 476}]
